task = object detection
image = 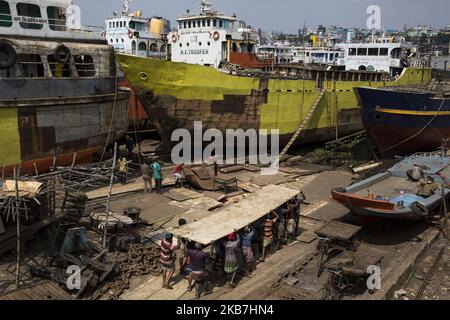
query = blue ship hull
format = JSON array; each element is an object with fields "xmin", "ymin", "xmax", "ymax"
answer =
[{"xmin": 355, "ymin": 87, "xmax": 450, "ymax": 158}]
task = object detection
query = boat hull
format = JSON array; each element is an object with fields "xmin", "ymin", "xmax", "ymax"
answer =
[
  {"xmin": 117, "ymin": 55, "xmax": 431, "ymax": 153},
  {"xmin": 0, "ymin": 88, "xmax": 130, "ymax": 174},
  {"xmin": 332, "ymin": 190, "xmax": 427, "ymax": 221},
  {"xmin": 356, "ymin": 87, "xmax": 450, "ymax": 158}
]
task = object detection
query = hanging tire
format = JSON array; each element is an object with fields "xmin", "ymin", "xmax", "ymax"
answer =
[
  {"xmin": 54, "ymin": 45, "xmax": 71, "ymax": 63},
  {"xmin": 411, "ymin": 202, "xmax": 429, "ymax": 217},
  {"xmin": 0, "ymin": 40, "xmax": 16, "ymax": 69}
]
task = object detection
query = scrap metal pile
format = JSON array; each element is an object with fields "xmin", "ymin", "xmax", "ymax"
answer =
[{"xmin": 90, "ymin": 243, "xmax": 161, "ymax": 300}]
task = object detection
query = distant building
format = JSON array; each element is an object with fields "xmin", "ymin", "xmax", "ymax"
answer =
[{"xmin": 431, "ymin": 55, "xmax": 450, "ymax": 71}]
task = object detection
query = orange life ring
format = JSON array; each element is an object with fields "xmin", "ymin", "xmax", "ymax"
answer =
[
  {"xmin": 171, "ymin": 34, "xmax": 177, "ymax": 43},
  {"xmin": 128, "ymin": 29, "xmax": 134, "ymax": 39},
  {"xmin": 213, "ymin": 31, "xmax": 220, "ymax": 40}
]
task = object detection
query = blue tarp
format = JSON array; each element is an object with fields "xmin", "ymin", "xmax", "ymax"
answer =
[{"xmin": 390, "ymin": 194, "xmax": 425, "ymax": 206}]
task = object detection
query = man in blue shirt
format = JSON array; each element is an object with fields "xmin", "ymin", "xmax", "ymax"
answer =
[{"xmin": 152, "ymin": 158, "xmax": 163, "ymax": 194}]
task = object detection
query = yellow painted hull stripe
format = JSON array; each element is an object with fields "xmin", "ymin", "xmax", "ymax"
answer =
[{"xmin": 376, "ymin": 108, "xmax": 450, "ymax": 116}]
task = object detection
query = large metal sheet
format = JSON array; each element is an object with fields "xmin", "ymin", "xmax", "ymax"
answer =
[{"xmin": 170, "ymin": 184, "xmax": 299, "ymax": 245}]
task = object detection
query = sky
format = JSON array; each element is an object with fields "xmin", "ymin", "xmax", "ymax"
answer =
[{"xmin": 74, "ymin": 0, "xmax": 450, "ymax": 33}]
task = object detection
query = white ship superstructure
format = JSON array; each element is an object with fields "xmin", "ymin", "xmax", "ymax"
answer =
[
  {"xmin": 105, "ymin": 0, "xmax": 168, "ymax": 58},
  {"xmin": 335, "ymin": 37, "xmax": 414, "ymax": 73},
  {"xmin": 168, "ymin": 0, "xmax": 260, "ymax": 68}
]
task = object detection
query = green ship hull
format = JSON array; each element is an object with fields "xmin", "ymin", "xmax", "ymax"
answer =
[{"xmin": 117, "ymin": 54, "xmax": 432, "ymax": 150}]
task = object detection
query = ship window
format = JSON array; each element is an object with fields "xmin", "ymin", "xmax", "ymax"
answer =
[
  {"xmin": 368, "ymin": 48, "xmax": 378, "ymax": 56},
  {"xmin": 47, "ymin": 6, "xmax": 66, "ymax": 31},
  {"xmin": 207, "ymin": 19, "xmax": 211, "ymax": 27},
  {"xmin": 379, "ymin": 48, "xmax": 388, "ymax": 56},
  {"xmin": 357, "ymin": 48, "xmax": 367, "ymax": 55},
  {"xmin": 16, "ymin": 3, "xmax": 43, "ymax": 30},
  {"xmin": 202, "ymin": 19, "xmax": 205, "ymax": 27},
  {"xmin": 131, "ymin": 41, "xmax": 136, "ymax": 55},
  {"xmin": 149, "ymin": 43, "xmax": 157, "ymax": 52},
  {"xmin": 192, "ymin": 20, "xmax": 196, "ymax": 28},
  {"xmin": 213, "ymin": 19, "xmax": 217, "ymax": 27},
  {"xmin": 188, "ymin": 21, "xmax": 191, "ymax": 28},
  {"xmin": 129, "ymin": 21, "xmax": 135, "ymax": 29},
  {"xmin": 17, "ymin": 54, "xmax": 44, "ymax": 77},
  {"xmin": 348, "ymin": 48, "xmax": 357, "ymax": 56},
  {"xmin": 207, "ymin": 41, "xmax": 210, "ymax": 46},
  {"xmin": 109, "ymin": 22, "xmax": 112, "ymax": 28},
  {"xmin": 199, "ymin": 42, "xmax": 202, "ymax": 46},
  {"xmin": 183, "ymin": 21, "xmax": 187, "ymax": 28},
  {"xmin": 47, "ymin": 55, "xmax": 71, "ymax": 77},
  {"xmin": 219, "ymin": 20, "xmax": 223, "ymax": 28},
  {"xmin": 160, "ymin": 44, "xmax": 166, "ymax": 53},
  {"xmin": 74, "ymin": 55, "xmax": 96, "ymax": 77},
  {"xmin": 0, "ymin": 1, "xmax": 12, "ymax": 28},
  {"xmin": 187, "ymin": 42, "xmax": 190, "ymax": 47}
]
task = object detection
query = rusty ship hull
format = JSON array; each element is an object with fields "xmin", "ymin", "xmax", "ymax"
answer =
[
  {"xmin": 0, "ymin": 38, "xmax": 130, "ymax": 174},
  {"xmin": 116, "ymin": 54, "xmax": 431, "ymax": 152}
]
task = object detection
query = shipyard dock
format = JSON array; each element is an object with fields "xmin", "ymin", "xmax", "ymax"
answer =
[{"xmin": 0, "ymin": 141, "xmax": 448, "ymax": 301}]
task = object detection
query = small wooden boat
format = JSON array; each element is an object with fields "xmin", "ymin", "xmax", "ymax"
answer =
[{"xmin": 332, "ymin": 152, "xmax": 450, "ymax": 220}]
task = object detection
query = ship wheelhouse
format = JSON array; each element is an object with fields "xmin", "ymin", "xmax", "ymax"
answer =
[{"xmin": 168, "ymin": 0, "xmax": 260, "ymax": 69}]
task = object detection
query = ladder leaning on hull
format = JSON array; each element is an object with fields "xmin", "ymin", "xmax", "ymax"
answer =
[{"xmin": 279, "ymin": 88, "xmax": 326, "ymax": 157}]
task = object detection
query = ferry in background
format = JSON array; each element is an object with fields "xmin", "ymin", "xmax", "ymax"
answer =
[
  {"xmin": 0, "ymin": 0, "xmax": 130, "ymax": 174},
  {"xmin": 116, "ymin": 0, "xmax": 431, "ymax": 153},
  {"xmin": 105, "ymin": 0, "xmax": 170, "ymax": 131}
]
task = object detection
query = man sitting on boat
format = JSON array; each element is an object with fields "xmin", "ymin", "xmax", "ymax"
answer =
[
  {"xmin": 416, "ymin": 177, "xmax": 438, "ymax": 198},
  {"xmin": 407, "ymin": 164, "xmax": 424, "ymax": 182}
]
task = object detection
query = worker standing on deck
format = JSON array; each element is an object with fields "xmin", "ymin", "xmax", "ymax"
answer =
[
  {"xmin": 294, "ymin": 192, "xmax": 306, "ymax": 236},
  {"xmin": 260, "ymin": 212, "xmax": 279, "ymax": 263},
  {"xmin": 140, "ymin": 161, "xmax": 152, "ymax": 193},
  {"xmin": 152, "ymin": 158, "xmax": 163, "ymax": 193},
  {"xmin": 241, "ymin": 226, "xmax": 256, "ymax": 275},
  {"xmin": 160, "ymin": 233, "xmax": 179, "ymax": 289},
  {"xmin": 186, "ymin": 243, "xmax": 211, "ymax": 299},
  {"xmin": 223, "ymin": 231, "xmax": 241, "ymax": 288},
  {"xmin": 117, "ymin": 157, "xmax": 128, "ymax": 185},
  {"xmin": 274, "ymin": 205, "xmax": 287, "ymax": 248}
]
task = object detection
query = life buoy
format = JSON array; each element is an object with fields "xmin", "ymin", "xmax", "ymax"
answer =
[
  {"xmin": 0, "ymin": 40, "xmax": 16, "ymax": 69},
  {"xmin": 171, "ymin": 34, "xmax": 177, "ymax": 43},
  {"xmin": 128, "ymin": 29, "xmax": 134, "ymax": 39},
  {"xmin": 213, "ymin": 31, "xmax": 220, "ymax": 40},
  {"xmin": 54, "ymin": 45, "xmax": 71, "ymax": 64}
]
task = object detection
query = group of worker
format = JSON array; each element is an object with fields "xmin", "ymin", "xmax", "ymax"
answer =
[{"xmin": 159, "ymin": 192, "xmax": 307, "ymax": 299}]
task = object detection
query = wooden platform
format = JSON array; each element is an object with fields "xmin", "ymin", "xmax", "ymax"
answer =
[
  {"xmin": 315, "ymin": 220, "xmax": 362, "ymax": 242},
  {"xmin": 0, "ymin": 281, "xmax": 73, "ymax": 300}
]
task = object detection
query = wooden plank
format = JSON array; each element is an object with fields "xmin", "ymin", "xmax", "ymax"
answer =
[
  {"xmin": 0, "ymin": 282, "xmax": 73, "ymax": 300},
  {"xmin": 170, "ymin": 185, "xmax": 299, "ymax": 245}
]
